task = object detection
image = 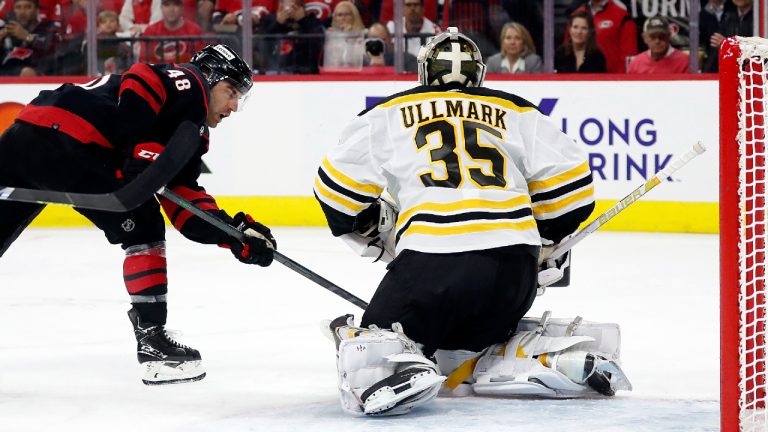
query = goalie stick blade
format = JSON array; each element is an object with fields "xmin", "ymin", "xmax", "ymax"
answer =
[{"xmin": 0, "ymin": 121, "xmax": 199, "ymax": 212}]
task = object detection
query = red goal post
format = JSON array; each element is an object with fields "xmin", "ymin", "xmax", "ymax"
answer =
[{"xmin": 721, "ymin": 36, "xmax": 768, "ymax": 432}]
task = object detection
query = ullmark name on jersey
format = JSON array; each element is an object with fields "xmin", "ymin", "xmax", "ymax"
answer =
[{"xmin": 399, "ymin": 99, "xmax": 508, "ymax": 130}]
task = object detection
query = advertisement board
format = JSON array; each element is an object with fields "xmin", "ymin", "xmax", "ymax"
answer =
[{"xmin": 0, "ymin": 77, "xmax": 718, "ymax": 232}]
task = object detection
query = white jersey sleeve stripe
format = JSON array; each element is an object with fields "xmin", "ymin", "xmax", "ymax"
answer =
[{"xmin": 321, "ymin": 158, "xmax": 384, "ymax": 197}]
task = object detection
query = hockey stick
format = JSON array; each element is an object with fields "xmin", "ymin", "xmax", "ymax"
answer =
[
  {"xmin": 548, "ymin": 141, "xmax": 707, "ymax": 261},
  {"xmin": 157, "ymin": 187, "xmax": 370, "ymax": 310},
  {"xmin": 0, "ymin": 121, "xmax": 199, "ymax": 212}
]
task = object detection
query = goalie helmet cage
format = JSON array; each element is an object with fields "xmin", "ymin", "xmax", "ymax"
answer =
[{"xmin": 721, "ymin": 36, "xmax": 768, "ymax": 432}]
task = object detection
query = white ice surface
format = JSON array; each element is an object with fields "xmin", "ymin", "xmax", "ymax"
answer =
[{"xmin": 0, "ymin": 228, "xmax": 719, "ymax": 431}]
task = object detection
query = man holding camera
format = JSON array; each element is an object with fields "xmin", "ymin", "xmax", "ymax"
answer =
[
  {"xmin": 363, "ymin": 22, "xmax": 417, "ymax": 71},
  {"xmin": 0, "ymin": 0, "xmax": 59, "ymax": 76}
]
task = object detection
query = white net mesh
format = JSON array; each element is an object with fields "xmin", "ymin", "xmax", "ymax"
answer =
[{"xmin": 737, "ymin": 36, "xmax": 768, "ymax": 431}]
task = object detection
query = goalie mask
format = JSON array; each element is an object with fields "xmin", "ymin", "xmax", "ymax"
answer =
[
  {"xmin": 191, "ymin": 44, "xmax": 253, "ymax": 109},
  {"xmin": 417, "ymin": 27, "xmax": 486, "ymax": 87}
]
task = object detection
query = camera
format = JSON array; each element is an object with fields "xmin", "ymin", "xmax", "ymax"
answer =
[{"xmin": 365, "ymin": 38, "xmax": 384, "ymax": 56}]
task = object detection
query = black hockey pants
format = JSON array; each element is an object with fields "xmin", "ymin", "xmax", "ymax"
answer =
[
  {"xmin": 361, "ymin": 244, "xmax": 539, "ymax": 356},
  {"xmin": 0, "ymin": 121, "xmax": 166, "ymax": 257}
]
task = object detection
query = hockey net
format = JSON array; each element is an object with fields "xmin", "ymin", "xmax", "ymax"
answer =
[{"xmin": 721, "ymin": 37, "xmax": 768, "ymax": 432}]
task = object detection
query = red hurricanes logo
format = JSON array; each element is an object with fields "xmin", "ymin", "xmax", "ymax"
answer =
[
  {"xmin": 154, "ymin": 41, "xmax": 190, "ymax": 62},
  {"xmin": 305, "ymin": 1, "xmax": 333, "ymax": 21},
  {"xmin": 597, "ymin": 20, "xmax": 614, "ymax": 29}
]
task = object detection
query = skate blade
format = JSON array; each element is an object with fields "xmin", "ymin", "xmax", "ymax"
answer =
[
  {"xmin": 141, "ymin": 360, "xmax": 206, "ymax": 385},
  {"xmin": 364, "ymin": 372, "xmax": 445, "ymax": 415}
]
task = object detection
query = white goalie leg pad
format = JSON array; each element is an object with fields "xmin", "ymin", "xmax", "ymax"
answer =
[
  {"xmin": 472, "ymin": 312, "xmax": 631, "ymax": 397},
  {"xmin": 141, "ymin": 360, "xmax": 205, "ymax": 385},
  {"xmin": 333, "ymin": 320, "xmax": 444, "ymax": 416},
  {"xmin": 434, "ymin": 349, "xmax": 480, "ymax": 397}
]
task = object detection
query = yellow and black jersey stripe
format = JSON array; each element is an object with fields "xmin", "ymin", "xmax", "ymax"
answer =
[
  {"xmin": 314, "ymin": 157, "xmax": 383, "ymax": 236},
  {"xmin": 394, "ymin": 195, "xmax": 536, "ymax": 244},
  {"xmin": 528, "ymin": 162, "xmax": 595, "ymax": 241}
]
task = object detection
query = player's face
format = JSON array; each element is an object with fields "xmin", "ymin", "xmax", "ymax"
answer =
[
  {"xmin": 569, "ymin": 17, "xmax": 590, "ymax": 46},
  {"xmin": 207, "ymin": 81, "xmax": 242, "ymax": 128}
]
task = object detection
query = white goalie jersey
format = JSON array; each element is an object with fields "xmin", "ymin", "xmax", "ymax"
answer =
[{"xmin": 314, "ymin": 85, "xmax": 595, "ymax": 254}]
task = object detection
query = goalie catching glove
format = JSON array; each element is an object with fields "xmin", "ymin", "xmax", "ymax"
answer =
[
  {"xmin": 341, "ymin": 194, "xmax": 398, "ymax": 263},
  {"xmin": 220, "ymin": 212, "xmax": 276, "ymax": 266}
]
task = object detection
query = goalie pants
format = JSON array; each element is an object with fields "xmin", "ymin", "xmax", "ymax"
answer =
[
  {"xmin": 0, "ymin": 122, "xmax": 168, "ymax": 322},
  {"xmin": 361, "ymin": 244, "xmax": 539, "ymax": 356}
]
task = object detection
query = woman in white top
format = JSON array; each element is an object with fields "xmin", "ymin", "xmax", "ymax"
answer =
[
  {"xmin": 323, "ymin": 1, "xmax": 366, "ymax": 68},
  {"xmin": 485, "ymin": 22, "xmax": 543, "ymax": 74}
]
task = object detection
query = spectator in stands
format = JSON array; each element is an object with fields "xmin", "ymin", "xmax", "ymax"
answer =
[
  {"xmin": 568, "ymin": 0, "xmax": 637, "ymax": 73},
  {"xmin": 501, "ymin": 0, "xmax": 543, "ymax": 55},
  {"xmin": 328, "ymin": 0, "xmax": 364, "ymax": 31},
  {"xmin": 362, "ymin": 21, "xmax": 416, "ymax": 71},
  {"xmin": 385, "ymin": 0, "xmax": 439, "ymax": 59},
  {"xmin": 700, "ymin": 0, "xmax": 732, "ymax": 72},
  {"xmin": 1, "ymin": 0, "xmax": 61, "ymax": 27},
  {"xmin": 139, "ymin": 0, "xmax": 203, "ymax": 63},
  {"xmin": 63, "ymin": 0, "xmax": 86, "ymax": 38},
  {"xmin": 257, "ymin": 0, "xmax": 324, "ymax": 74},
  {"xmin": 305, "ymin": 0, "xmax": 342, "ymax": 25},
  {"xmin": 627, "ymin": 15, "xmax": 688, "ymax": 74},
  {"xmin": 555, "ymin": 9, "xmax": 605, "ymax": 73},
  {"xmin": 95, "ymin": 10, "xmax": 131, "ymax": 73},
  {"xmin": 707, "ymin": 0, "xmax": 753, "ymax": 73},
  {"xmin": 205, "ymin": 0, "xmax": 273, "ymax": 33},
  {"xmin": 0, "ymin": 0, "xmax": 60, "ymax": 76},
  {"xmin": 485, "ymin": 22, "xmax": 541, "ymax": 74},
  {"xmin": 443, "ymin": 0, "xmax": 495, "ymax": 58},
  {"xmin": 322, "ymin": 1, "xmax": 365, "ymax": 67},
  {"xmin": 120, "ymin": 0, "xmax": 167, "ymax": 35},
  {"xmin": 378, "ymin": 0, "xmax": 436, "ymax": 24}
]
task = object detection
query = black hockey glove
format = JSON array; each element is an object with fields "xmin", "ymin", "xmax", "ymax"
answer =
[
  {"xmin": 121, "ymin": 158, "xmax": 152, "ymax": 182},
  {"xmin": 223, "ymin": 212, "xmax": 276, "ymax": 267}
]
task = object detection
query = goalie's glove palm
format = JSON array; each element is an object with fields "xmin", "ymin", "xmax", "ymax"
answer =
[{"xmin": 225, "ymin": 212, "xmax": 276, "ymax": 267}]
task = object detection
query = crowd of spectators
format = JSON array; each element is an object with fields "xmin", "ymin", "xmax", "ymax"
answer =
[{"xmin": 0, "ymin": 0, "xmax": 757, "ymax": 76}]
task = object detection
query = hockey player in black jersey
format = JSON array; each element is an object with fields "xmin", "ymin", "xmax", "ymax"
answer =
[
  {"xmin": 0, "ymin": 44, "xmax": 276, "ymax": 385},
  {"xmin": 315, "ymin": 28, "xmax": 631, "ymax": 415}
]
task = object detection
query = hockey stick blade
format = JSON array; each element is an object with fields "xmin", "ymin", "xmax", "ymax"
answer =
[
  {"xmin": 549, "ymin": 141, "xmax": 707, "ymax": 261},
  {"xmin": 0, "ymin": 121, "xmax": 199, "ymax": 212},
  {"xmin": 157, "ymin": 187, "xmax": 370, "ymax": 310}
]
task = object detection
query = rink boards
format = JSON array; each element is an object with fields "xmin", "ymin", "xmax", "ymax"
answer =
[{"xmin": 0, "ymin": 75, "xmax": 718, "ymax": 233}]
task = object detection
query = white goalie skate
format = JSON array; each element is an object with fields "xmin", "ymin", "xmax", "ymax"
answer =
[{"xmin": 325, "ymin": 314, "xmax": 445, "ymax": 416}]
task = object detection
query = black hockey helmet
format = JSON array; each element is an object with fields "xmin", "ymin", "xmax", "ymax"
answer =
[
  {"xmin": 417, "ymin": 27, "xmax": 486, "ymax": 87},
  {"xmin": 191, "ymin": 44, "xmax": 253, "ymax": 96}
]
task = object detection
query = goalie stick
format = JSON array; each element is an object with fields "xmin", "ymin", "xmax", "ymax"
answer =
[
  {"xmin": 0, "ymin": 121, "xmax": 200, "ymax": 212},
  {"xmin": 157, "ymin": 187, "xmax": 370, "ymax": 310},
  {"xmin": 548, "ymin": 141, "xmax": 707, "ymax": 261}
]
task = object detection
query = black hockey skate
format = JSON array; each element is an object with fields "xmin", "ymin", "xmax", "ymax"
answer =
[{"xmin": 128, "ymin": 307, "xmax": 206, "ymax": 385}]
